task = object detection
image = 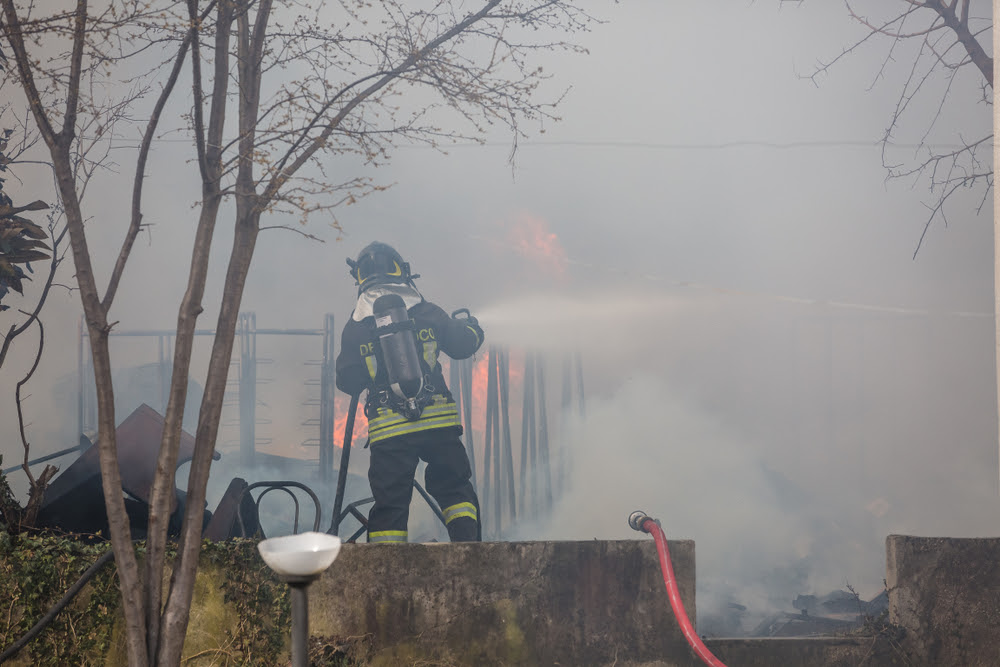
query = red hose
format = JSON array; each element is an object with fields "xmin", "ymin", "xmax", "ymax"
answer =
[{"xmin": 636, "ymin": 514, "xmax": 728, "ymax": 667}]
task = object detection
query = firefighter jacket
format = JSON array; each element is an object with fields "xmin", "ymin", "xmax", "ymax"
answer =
[{"xmin": 336, "ymin": 299, "xmax": 484, "ymax": 445}]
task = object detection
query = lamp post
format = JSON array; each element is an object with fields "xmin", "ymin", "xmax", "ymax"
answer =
[{"xmin": 258, "ymin": 532, "xmax": 342, "ymax": 667}]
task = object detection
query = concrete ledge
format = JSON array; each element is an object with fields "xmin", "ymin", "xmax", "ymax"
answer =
[
  {"xmin": 887, "ymin": 535, "xmax": 1000, "ymax": 667},
  {"xmin": 310, "ymin": 539, "xmax": 696, "ymax": 667}
]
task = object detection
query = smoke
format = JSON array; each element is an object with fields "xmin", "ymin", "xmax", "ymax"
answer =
[
  {"xmin": 509, "ymin": 372, "xmax": 883, "ymax": 635},
  {"xmin": 473, "ymin": 289, "xmax": 716, "ymax": 362},
  {"xmin": 477, "ymin": 283, "xmax": 998, "ymax": 634}
]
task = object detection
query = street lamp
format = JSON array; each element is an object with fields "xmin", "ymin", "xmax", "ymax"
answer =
[{"xmin": 258, "ymin": 532, "xmax": 342, "ymax": 667}]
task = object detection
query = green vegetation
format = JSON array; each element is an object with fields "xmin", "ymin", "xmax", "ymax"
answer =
[
  {"xmin": 0, "ymin": 535, "xmax": 294, "ymax": 666},
  {"xmin": 0, "ymin": 531, "xmax": 119, "ymax": 666},
  {"xmin": 0, "ymin": 128, "xmax": 49, "ymax": 313}
]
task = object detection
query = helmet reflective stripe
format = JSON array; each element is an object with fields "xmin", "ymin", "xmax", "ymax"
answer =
[
  {"xmin": 351, "ymin": 242, "xmax": 410, "ymax": 291},
  {"xmin": 441, "ymin": 502, "xmax": 477, "ymax": 525},
  {"xmin": 370, "ymin": 530, "xmax": 407, "ymax": 543},
  {"xmin": 359, "ymin": 260, "xmax": 402, "ymax": 285}
]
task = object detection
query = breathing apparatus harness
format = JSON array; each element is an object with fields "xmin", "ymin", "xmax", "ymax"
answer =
[{"xmin": 366, "ymin": 292, "xmax": 437, "ymax": 422}]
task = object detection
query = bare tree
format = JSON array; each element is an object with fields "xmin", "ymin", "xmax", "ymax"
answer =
[
  {"xmin": 809, "ymin": 0, "xmax": 993, "ymax": 257},
  {"xmin": 2, "ymin": 1, "xmax": 592, "ymax": 664}
]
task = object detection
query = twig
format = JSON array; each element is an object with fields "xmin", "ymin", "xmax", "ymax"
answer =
[{"xmin": 16, "ymin": 314, "xmax": 44, "ymax": 487}]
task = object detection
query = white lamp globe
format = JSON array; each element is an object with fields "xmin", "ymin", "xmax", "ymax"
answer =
[{"xmin": 257, "ymin": 532, "xmax": 342, "ymax": 578}]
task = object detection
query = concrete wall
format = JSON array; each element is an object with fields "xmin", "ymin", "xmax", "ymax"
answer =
[
  {"xmin": 10, "ymin": 534, "xmax": 1000, "ymax": 665},
  {"xmin": 887, "ymin": 535, "xmax": 1000, "ymax": 667},
  {"xmin": 309, "ymin": 539, "xmax": 698, "ymax": 667}
]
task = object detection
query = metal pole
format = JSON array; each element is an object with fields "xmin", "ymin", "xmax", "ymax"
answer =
[
  {"xmin": 558, "ymin": 354, "xmax": 572, "ymax": 500},
  {"xmin": 77, "ymin": 316, "xmax": 84, "ymax": 439},
  {"xmin": 412, "ymin": 479, "xmax": 448, "ymax": 526},
  {"xmin": 537, "ymin": 359, "xmax": 552, "ymax": 510},
  {"xmin": 460, "ymin": 358, "xmax": 477, "ymax": 483},
  {"xmin": 482, "ymin": 352, "xmax": 496, "ymax": 529},
  {"xmin": 289, "ymin": 582, "xmax": 310, "ymax": 667},
  {"xmin": 527, "ymin": 353, "xmax": 538, "ymax": 513},
  {"xmin": 157, "ymin": 335, "xmax": 166, "ymax": 413},
  {"xmin": 77, "ymin": 317, "xmax": 97, "ymax": 436},
  {"xmin": 498, "ymin": 348, "xmax": 516, "ymax": 522},
  {"xmin": 519, "ymin": 352, "xmax": 534, "ymax": 512},
  {"xmin": 320, "ymin": 314, "xmax": 336, "ymax": 482},
  {"xmin": 575, "ymin": 349, "xmax": 585, "ymax": 417},
  {"xmin": 490, "ymin": 349, "xmax": 502, "ymax": 534},
  {"xmin": 239, "ymin": 313, "xmax": 258, "ymax": 468},
  {"xmin": 2, "ymin": 441, "xmax": 88, "ymax": 475}
]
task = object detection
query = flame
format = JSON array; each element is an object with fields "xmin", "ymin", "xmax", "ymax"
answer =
[
  {"xmin": 333, "ymin": 393, "xmax": 368, "ymax": 448},
  {"xmin": 469, "ymin": 355, "xmax": 490, "ymax": 437},
  {"xmin": 506, "ymin": 212, "xmax": 568, "ymax": 279},
  {"xmin": 452, "ymin": 350, "xmax": 525, "ymax": 447}
]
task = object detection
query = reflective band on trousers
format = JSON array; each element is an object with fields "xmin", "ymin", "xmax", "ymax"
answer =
[
  {"xmin": 442, "ymin": 501, "xmax": 477, "ymax": 525},
  {"xmin": 370, "ymin": 530, "xmax": 407, "ymax": 543},
  {"xmin": 367, "ymin": 396, "xmax": 460, "ymax": 444}
]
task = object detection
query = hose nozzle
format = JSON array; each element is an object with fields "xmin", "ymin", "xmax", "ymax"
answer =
[{"xmin": 628, "ymin": 510, "xmax": 651, "ymax": 533}]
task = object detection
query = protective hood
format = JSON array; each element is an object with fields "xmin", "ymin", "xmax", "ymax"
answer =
[{"xmin": 352, "ymin": 283, "xmax": 424, "ymax": 321}]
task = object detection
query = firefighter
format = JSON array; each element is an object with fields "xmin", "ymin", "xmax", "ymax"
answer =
[{"xmin": 335, "ymin": 241, "xmax": 484, "ymax": 543}]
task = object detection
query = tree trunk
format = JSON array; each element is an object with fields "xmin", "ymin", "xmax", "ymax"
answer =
[
  {"xmin": 144, "ymin": 2, "xmax": 234, "ymax": 660},
  {"xmin": 52, "ymin": 151, "xmax": 149, "ymax": 666},
  {"xmin": 157, "ymin": 210, "xmax": 260, "ymax": 665},
  {"xmin": 142, "ymin": 192, "xmax": 223, "ymax": 662}
]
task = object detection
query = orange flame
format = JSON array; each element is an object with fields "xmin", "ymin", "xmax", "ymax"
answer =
[
  {"xmin": 452, "ymin": 350, "xmax": 525, "ymax": 446},
  {"xmin": 333, "ymin": 393, "xmax": 368, "ymax": 448},
  {"xmin": 507, "ymin": 212, "xmax": 568, "ymax": 279}
]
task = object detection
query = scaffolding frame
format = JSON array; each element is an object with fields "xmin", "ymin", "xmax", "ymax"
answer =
[
  {"xmin": 77, "ymin": 317, "xmax": 589, "ymax": 538},
  {"xmin": 77, "ymin": 313, "xmax": 338, "ymax": 478}
]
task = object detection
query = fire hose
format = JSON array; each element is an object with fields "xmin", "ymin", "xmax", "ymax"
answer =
[{"xmin": 628, "ymin": 510, "xmax": 728, "ymax": 667}]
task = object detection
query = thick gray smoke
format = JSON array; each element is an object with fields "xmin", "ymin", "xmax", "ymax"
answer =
[{"xmin": 512, "ymin": 374, "xmax": 822, "ymax": 633}]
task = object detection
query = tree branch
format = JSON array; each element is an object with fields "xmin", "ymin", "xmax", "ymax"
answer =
[{"xmin": 103, "ymin": 25, "xmax": 194, "ymax": 311}]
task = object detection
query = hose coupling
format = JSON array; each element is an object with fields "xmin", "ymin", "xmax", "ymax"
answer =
[{"xmin": 628, "ymin": 510, "xmax": 651, "ymax": 532}]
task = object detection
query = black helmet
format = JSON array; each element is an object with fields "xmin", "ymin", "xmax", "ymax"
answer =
[{"xmin": 346, "ymin": 241, "xmax": 414, "ymax": 292}]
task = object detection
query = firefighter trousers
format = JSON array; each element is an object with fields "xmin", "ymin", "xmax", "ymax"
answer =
[{"xmin": 367, "ymin": 428, "xmax": 480, "ymax": 543}]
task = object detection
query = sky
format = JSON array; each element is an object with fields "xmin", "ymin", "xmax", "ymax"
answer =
[{"xmin": 1, "ymin": 0, "xmax": 996, "ymax": 636}]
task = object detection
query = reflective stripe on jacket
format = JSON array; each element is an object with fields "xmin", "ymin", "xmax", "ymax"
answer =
[
  {"xmin": 367, "ymin": 395, "xmax": 460, "ymax": 444},
  {"xmin": 335, "ymin": 297, "xmax": 484, "ymax": 445}
]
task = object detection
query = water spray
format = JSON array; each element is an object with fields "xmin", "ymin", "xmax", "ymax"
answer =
[{"xmin": 629, "ymin": 510, "xmax": 728, "ymax": 667}]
